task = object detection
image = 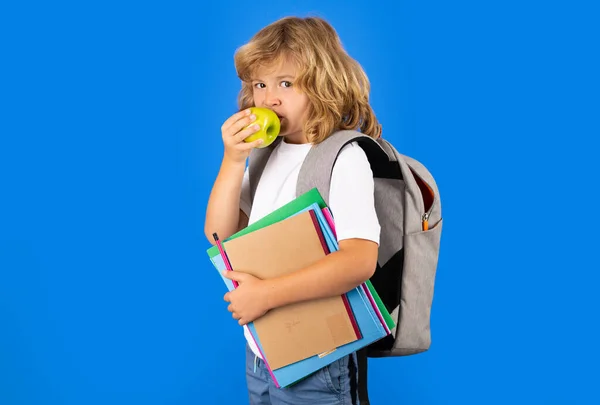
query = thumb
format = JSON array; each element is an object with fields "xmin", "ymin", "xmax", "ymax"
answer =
[{"xmin": 222, "ymin": 270, "xmax": 245, "ymax": 282}]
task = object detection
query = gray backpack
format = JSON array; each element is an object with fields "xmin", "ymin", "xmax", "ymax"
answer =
[{"xmin": 247, "ymin": 130, "xmax": 443, "ymax": 402}]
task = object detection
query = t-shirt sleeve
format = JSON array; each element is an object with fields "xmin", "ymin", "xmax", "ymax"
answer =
[
  {"xmin": 239, "ymin": 166, "xmax": 252, "ymax": 218},
  {"xmin": 328, "ymin": 142, "xmax": 381, "ymax": 245}
]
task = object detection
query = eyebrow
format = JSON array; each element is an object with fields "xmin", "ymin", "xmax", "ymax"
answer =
[{"xmin": 251, "ymin": 75, "xmax": 295, "ymax": 82}]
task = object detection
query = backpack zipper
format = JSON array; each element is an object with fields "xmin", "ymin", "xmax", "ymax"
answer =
[{"xmin": 422, "ymin": 212, "xmax": 431, "ymax": 231}]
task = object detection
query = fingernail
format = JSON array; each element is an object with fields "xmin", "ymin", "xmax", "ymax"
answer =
[{"xmin": 250, "ymin": 114, "xmax": 256, "ymax": 120}]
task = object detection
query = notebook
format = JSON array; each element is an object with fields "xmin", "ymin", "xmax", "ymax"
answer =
[
  {"xmin": 206, "ymin": 188, "xmax": 394, "ymax": 387},
  {"xmin": 210, "ymin": 228, "xmax": 388, "ymax": 388},
  {"xmin": 222, "ymin": 209, "xmax": 360, "ymax": 370}
]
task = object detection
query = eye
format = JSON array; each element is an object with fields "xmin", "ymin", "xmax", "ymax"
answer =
[
  {"xmin": 281, "ymin": 81, "xmax": 292, "ymax": 88},
  {"xmin": 253, "ymin": 82, "xmax": 266, "ymax": 89}
]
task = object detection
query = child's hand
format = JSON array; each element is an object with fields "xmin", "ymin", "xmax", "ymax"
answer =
[
  {"xmin": 222, "ymin": 271, "xmax": 270, "ymax": 325},
  {"xmin": 220, "ymin": 108, "xmax": 264, "ymax": 164}
]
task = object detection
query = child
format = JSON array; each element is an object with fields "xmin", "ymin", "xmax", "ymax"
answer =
[{"xmin": 204, "ymin": 15, "xmax": 382, "ymax": 405}]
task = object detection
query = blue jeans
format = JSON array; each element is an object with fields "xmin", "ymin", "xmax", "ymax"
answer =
[{"xmin": 245, "ymin": 344, "xmax": 360, "ymax": 405}]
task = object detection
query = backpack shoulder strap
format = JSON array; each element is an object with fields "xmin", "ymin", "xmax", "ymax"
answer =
[
  {"xmin": 247, "ymin": 137, "xmax": 282, "ymax": 206},
  {"xmin": 296, "ymin": 130, "xmax": 391, "ymax": 203}
]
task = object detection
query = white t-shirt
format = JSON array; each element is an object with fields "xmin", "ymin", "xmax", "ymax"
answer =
[{"xmin": 239, "ymin": 138, "xmax": 381, "ymax": 359}]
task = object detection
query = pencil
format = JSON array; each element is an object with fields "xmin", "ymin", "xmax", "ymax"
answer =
[{"xmin": 213, "ymin": 232, "xmax": 238, "ymax": 288}]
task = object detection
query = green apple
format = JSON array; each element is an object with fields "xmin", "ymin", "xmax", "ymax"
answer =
[{"xmin": 243, "ymin": 107, "xmax": 281, "ymax": 148}]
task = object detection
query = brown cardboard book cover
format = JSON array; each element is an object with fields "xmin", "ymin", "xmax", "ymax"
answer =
[{"xmin": 223, "ymin": 209, "xmax": 359, "ymax": 370}]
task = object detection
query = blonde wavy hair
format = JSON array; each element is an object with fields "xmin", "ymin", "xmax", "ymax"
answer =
[{"xmin": 233, "ymin": 16, "xmax": 382, "ymax": 144}]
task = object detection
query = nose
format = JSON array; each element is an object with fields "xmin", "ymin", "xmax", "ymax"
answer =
[{"xmin": 262, "ymin": 88, "xmax": 281, "ymax": 107}]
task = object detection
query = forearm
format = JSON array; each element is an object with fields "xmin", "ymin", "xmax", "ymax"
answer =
[
  {"xmin": 264, "ymin": 241, "xmax": 378, "ymax": 310},
  {"xmin": 204, "ymin": 156, "xmax": 246, "ymax": 243}
]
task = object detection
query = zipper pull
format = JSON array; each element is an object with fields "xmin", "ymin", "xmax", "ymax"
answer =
[{"xmin": 422, "ymin": 212, "xmax": 430, "ymax": 231}]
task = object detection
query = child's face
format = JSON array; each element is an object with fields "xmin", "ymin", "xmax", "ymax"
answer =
[{"xmin": 251, "ymin": 57, "xmax": 310, "ymax": 144}]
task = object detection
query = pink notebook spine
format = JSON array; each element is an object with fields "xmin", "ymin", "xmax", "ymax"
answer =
[
  {"xmin": 361, "ymin": 284, "xmax": 390, "ymax": 334},
  {"xmin": 321, "ymin": 208, "xmax": 337, "ymax": 239}
]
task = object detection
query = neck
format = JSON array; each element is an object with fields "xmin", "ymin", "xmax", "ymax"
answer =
[{"xmin": 282, "ymin": 131, "xmax": 309, "ymax": 145}]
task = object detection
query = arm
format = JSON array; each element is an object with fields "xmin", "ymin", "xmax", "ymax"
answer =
[
  {"xmin": 204, "ymin": 156, "xmax": 246, "ymax": 244},
  {"xmin": 223, "ymin": 238, "xmax": 378, "ymax": 325},
  {"xmin": 204, "ymin": 108, "xmax": 261, "ymax": 244},
  {"xmin": 264, "ymin": 238, "xmax": 378, "ymax": 309}
]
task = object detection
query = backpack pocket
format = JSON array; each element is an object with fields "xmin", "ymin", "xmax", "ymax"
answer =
[
  {"xmin": 409, "ymin": 166, "xmax": 438, "ymax": 232},
  {"xmin": 395, "ymin": 217, "xmax": 443, "ymax": 354}
]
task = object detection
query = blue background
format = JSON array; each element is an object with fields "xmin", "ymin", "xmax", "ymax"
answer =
[{"xmin": 1, "ymin": 1, "xmax": 598, "ymax": 404}]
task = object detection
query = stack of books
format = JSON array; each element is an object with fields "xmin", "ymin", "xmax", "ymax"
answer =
[{"xmin": 206, "ymin": 188, "xmax": 395, "ymax": 388}]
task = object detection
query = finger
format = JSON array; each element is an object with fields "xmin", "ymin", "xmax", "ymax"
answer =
[
  {"xmin": 225, "ymin": 114, "xmax": 257, "ymax": 140},
  {"xmin": 232, "ymin": 312, "xmax": 241, "ymax": 320},
  {"xmin": 224, "ymin": 270, "xmax": 245, "ymax": 283},
  {"xmin": 227, "ymin": 304, "xmax": 234, "ymax": 313},
  {"xmin": 232, "ymin": 123, "xmax": 260, "ymax": 143},
  {"xmin": 238, "ymin": 318, "xmax": 247, "ymax": 326},
  {"xmin": 222, "ymin": 108, "xmax": 252, "ymax": 133},
  {"xmin": 224, "ymin": 292, "xmax": 230, "ymax": 302},
  {"xmin": 236, "ymin": 138, "xmax": 264, "ymax": 151}
]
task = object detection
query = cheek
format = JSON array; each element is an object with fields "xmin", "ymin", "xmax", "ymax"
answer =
[{"xmin": 297, "ymin": 96, "xmax": 310, "ymax": 116}]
